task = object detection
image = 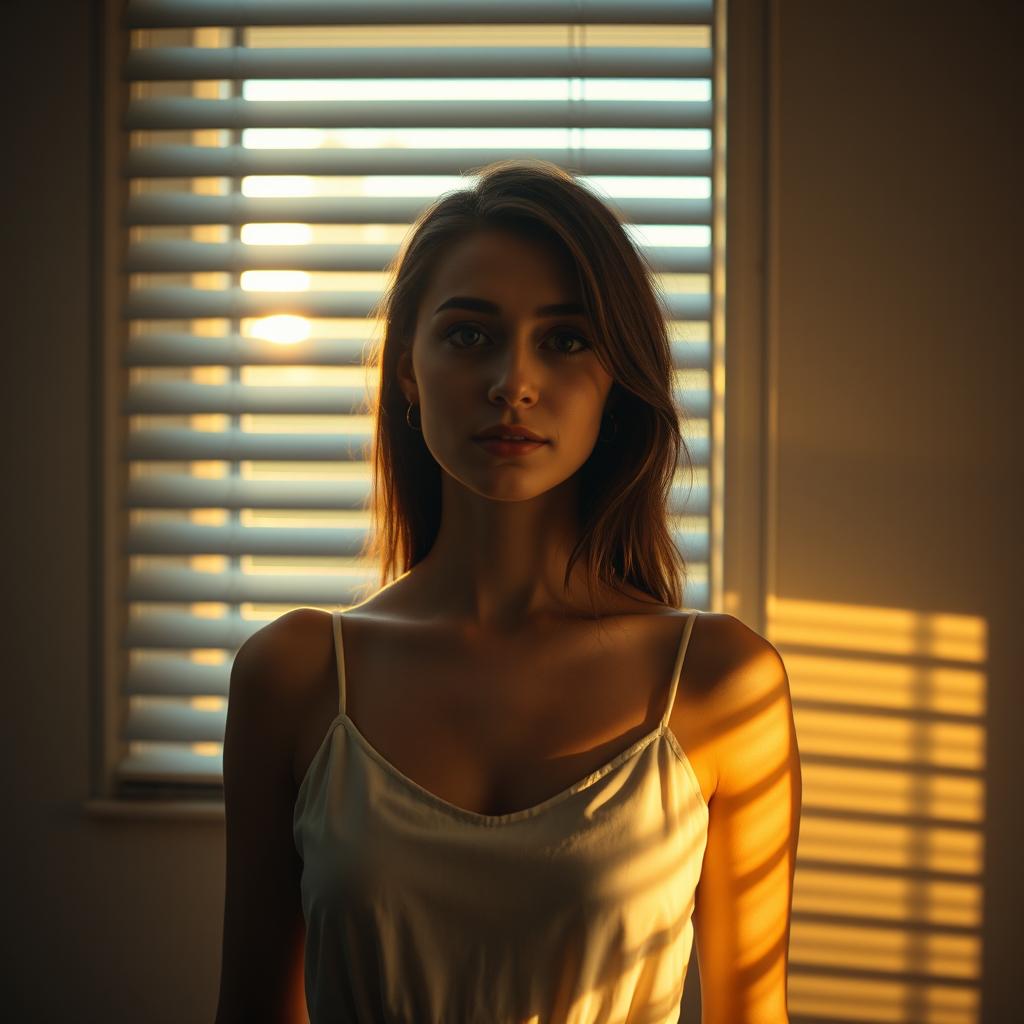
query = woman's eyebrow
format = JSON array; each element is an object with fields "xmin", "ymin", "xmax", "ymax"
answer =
[{"xmin": 432, "ymin": 296, "xmax": 586, "ymax": 318}]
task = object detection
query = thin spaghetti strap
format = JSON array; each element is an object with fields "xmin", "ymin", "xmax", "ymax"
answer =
[
  {"xmin": 661, "ymin": 610, "xmax": 699, "ymax": 727},
  {"xmin": 331, "ymin": 609, "xmax": 347, "ymax": 714}
]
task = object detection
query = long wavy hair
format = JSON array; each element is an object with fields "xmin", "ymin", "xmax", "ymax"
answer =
[{"xmin": 358, "ymin": 158, "xmax": 692, "ymax": 615}]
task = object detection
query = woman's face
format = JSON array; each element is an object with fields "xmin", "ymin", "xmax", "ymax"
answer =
[{"xmin": 398, "ymin": 228, "xmax": 616, "ymax": 501}]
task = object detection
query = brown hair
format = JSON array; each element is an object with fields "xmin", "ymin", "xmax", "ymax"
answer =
[{"xmin": 359, "ymin": 158, "xmax": 692, "ymax": 614}]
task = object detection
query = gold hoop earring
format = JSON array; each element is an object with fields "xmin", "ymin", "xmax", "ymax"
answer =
[{"xmin": 405, "ymin": 402, "xmax": 422, "ymax": 432}]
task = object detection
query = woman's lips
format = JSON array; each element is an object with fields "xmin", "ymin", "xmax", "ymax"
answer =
[{"xmin": 473, "ymin": 438, "xmax": 548, "ymax": 457}]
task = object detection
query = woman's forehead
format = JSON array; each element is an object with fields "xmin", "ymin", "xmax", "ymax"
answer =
[{"xmin": 421, "ymin": 235, "xmax": 582, "ymax": 312}]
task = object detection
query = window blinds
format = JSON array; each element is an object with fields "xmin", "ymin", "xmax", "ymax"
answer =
[{"xmin": 115, "ymin": 0, "xmax": 719, "ymax": 797}]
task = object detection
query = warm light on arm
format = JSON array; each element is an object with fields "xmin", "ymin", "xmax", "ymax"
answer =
[{"xmin": 693, "ymin": 637, "xmax": 802, "ymax": 1024}]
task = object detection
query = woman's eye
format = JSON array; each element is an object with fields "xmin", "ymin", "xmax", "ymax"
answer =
[
  {"xmin": 445, "ymin": 325, "xmax": 485, "ymax": 348},
  {"xmin": 550, "ymin": 331, "xmax": 591, "ymax": 355},
  {"xmin": 443, "ymin": 324, "xmax": 590, "ymax": 355}
]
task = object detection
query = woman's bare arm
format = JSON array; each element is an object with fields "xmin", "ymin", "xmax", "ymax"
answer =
[
  {"xmin": 215, "ymin": 612, "xmax": 314, "ymax": 1024},
  {"xmin": 692, "ymin": 619, "xmax": 802, "ymax": 1024}
]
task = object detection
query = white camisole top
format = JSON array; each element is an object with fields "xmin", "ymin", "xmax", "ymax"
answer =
[{"xmin": 293, "ymin": 609, "xmax": 709, "ymax": 1023}]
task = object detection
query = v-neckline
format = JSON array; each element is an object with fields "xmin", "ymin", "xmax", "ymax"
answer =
[
  {"xmin": 334, "ymin": 709, "xmax": 672, "ymax": 826},
  {"xmin": 294, "ymin": 609, "xmax": 700, "ymax": 827}
]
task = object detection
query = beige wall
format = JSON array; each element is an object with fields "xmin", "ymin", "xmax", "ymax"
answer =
[
  {"xmin": 761, "ymin": 2, "xmax": 1019, "ymax": 1021},
  {"xmin": 3, "ymin": 1, "xmax": 1018, "ymax": 1021}
]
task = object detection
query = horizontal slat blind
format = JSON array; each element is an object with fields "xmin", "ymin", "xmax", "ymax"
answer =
[{"xmin": 116, "ymin": 0, "xmax": 719, "ymax": 796}]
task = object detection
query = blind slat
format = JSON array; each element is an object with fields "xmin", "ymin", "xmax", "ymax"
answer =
[
  {"xmin": 126, "ymin": 658, "xmax": 232, "ymax": 699},
  {"xmin": 133, "ymin": 518, "xmax": 720, "ymax": 570},
  {"xmin": 126, "ymin": 475, "xmax": 704, "ymax": 514},
  {"xmin": 125, "ymin": 424, "xmax": 711, "ymax": 464},
  {"xmin": 126, "ymin": 45, "xmax": 712, "ymax": 81},
  {"xmin": 123, "ymin": 334, "xmax": 711, "ymax": 369},
  {"xmin": 117, "ymin": 530, "xmax": 706, "ymax": 583},
  {"xmin": 126, "ymin": 145, "xmax": 713, "ymax": 179},
  {"xmin": 126, "ymin": 240, "xmax": 712, "ymax": 274},
  {"xmin": 126, "ymin": 0, "xmax": 714, "ymax": 30},
  {"xmin": 126, "ymin": 523, "xmax": 371, "ymax": 559},
  {"xmin": 124, "ymin": 286, "xmax": 711, "ymax": 321},
  {"xmin": 127, "ymin": 477, "xmax": 372, "ymax": 510},
  {"xmin": 125, "ymin": 97, "xmax": 713, "ymax": 132},
  {"xmin": 126, "ymin": 194, "xmax": 712, "ymax": 226},
  {"xmin": 117, "ymin": 748, "xmax": 224, "ymax": 788},
  {"xmin": 127, "ymin": 429, "xmax": 372, "ymax": 462},
  {"xmin": 126, "ymin": 568, "xmax": 379, "ymax": 608},
  {"xmin": 125, "ymin": 380, "xmax": 374, "ymax": 414},
  {"xmin": 125, "ymin": 334, "xmax": 368, "ymax": 366},
  {"xmin": 126, "ymin": 703, "xmax": 227, "ymax": 744}
]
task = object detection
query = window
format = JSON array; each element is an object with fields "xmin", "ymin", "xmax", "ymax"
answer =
[{"xmin": 108, "ymin": 0, "xmax": 722, "ymax": 800}]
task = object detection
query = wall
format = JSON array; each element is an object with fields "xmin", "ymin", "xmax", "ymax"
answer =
[
  {"xmin": 764, "ymin": 2, "xmax": 1020, "ymax": 1021},
  {"xmin": 2, "ymin": 1, "xmax": 1018, "ymax": 1021}
]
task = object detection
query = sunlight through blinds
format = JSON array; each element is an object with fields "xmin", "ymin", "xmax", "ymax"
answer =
[{"xmin": 114, "ymin": 0, "xmax": 719, "ymax": 796}]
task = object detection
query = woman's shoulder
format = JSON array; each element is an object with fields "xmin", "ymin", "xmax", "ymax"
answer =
[
  {"xmin": 231, "ymin": 607, "xmax": 338, "ymax": 715},
  {"xmin": 673, "ymin": 611, "xmax": 793, "ymax": 800},
  {"xmin": 684, "ymin": 611, "xmax": 781, "ymax": 697}
]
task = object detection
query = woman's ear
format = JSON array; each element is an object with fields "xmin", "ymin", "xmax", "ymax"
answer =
[{"xmin": 395, "ymin": 348, "xmax": 417, "ymax": 405}]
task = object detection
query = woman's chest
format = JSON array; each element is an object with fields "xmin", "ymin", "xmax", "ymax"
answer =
[{"xmin": 293, "ymin": 610, "xmax": 715, "ymax": 816}]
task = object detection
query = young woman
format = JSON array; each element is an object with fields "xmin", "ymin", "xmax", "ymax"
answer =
[{"xmin": 215, "ymin": 160, "xmax": 801, "ymax": 1024}]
